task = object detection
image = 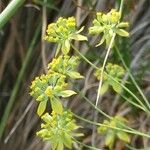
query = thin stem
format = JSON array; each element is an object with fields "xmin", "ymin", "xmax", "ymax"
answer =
[
  {"xmin": 72, "ymin": 44, "xmax": 149, "ymax": 113},
  {"xmin": 75, "ymin": 88, "xmax": 111, "ymax": 119},
  {"xmin": 115, "ymin": 44, "xmax": 150, "ymax": 111},
  {"xmin": 119, "ymin": 0, "xmax": 124, "ymax": 14},
  {"xmin": 76, "ymin": 87, "xmax": 148, "ymax": 134},
  {"xmin": 95, "ymin": 33, "xmax": 116, "ymax": 106},
  {"xmin": 120, "ymin": 94, "xmax": 147, "ymax": 112},
  {"xmin": 107, "ymin": 74, "xmax": 149, "ymax": 114},
  {"xmin": 0, "ymin": 0, "xmax": 25, "ymax": 29},
  {"xmin": 74, "ymin": 139, "xmax": 101, "ymax": 150},
  {"xmin": 71, "ymin": 44, "xmax": 99, "ymax": 70},
  {"xmin": 73, "ymin": 113, "xmax": 150, "ymax": 138},
  {"xmin": 95, "ymin": 0, "xmax": 124, "ymax": 107}
]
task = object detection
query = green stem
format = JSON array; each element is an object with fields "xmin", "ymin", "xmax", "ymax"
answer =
[
  {"xmin": 0, "ymin": 0, "xmax": 26, "ymax": 29},
  {"xmin": 74, "ymin": 139, "xmax": 101, "ymax": 150},
  {"xmin": 0, "ymin": 24, "xmax": 41, "ymax": 140},
  {"xmin": 119, "ymin": 0, "xmax": 124, "ymax": 14},
  {"xmin": 72, "ymin": 44, "xmax": 149, "ymax": 113},
  {"xmin": 115, "ymin": 45, "xmax": 150, "ymax": 111},
  {"xmin": 107, "ymin": 74, "xmax": 149, "ymax": 114},
  {"xmin": 120, "ymin": 94, "xmax": 147, "ymax": 112},
  {"xmin": 71, "ymin": 44, "xmax": 99, "ymax": 70},
  {"xmin": 73, "ymin": 113, "xmax": 150, "ymax": 138},
  {"xmin": 76, "ymin": 87, "xmax": 148, "ymax": 135},
  {"xmin": 75, "ymin": 88, "xmax": 111, "ymax": 119}
]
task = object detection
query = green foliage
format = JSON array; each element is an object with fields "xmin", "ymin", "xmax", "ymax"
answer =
[
  {"xmin": 48, "ymin": 55, "xmax": 84, "ymax": 79},
  {"xmin": 45, "ymin": 17, "xmax": 87, "ymax": 56},
  {"xmin": 98, "ymin": 116, "xmax": 130, "ymax": 149},
  {"xmin": 89, "ymin": 9, "xmax": 129, "ymax": 47},
  {"xmin": 29, "ymin": 6, "xmax": 150, "ymax": 149},
  {"xmin": 95, "ymin": 63, "xmax": 125, "ymax": 94},
  {"xmin": 30, "ymin": 73, "xmax": 76, "ymax": 115},
  {"xmin": 37, "ymin": 111, "xmax": 83, "ymax": 150},
  {"xmin": 30, "ymin": 16, "xmax": 85, "ymax": 149}
]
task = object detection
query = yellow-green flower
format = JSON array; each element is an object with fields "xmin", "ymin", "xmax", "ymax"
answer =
[
  {"xmin": 37, "ymin": 111, "xmax": 83, "ymax": 150},
  {"xmin": 94, "ymin": 63, "xmax": 125, "ymax": 94},
  {"xmin": 30, "ymin": 73, "xmax": 76, "ymax": 116},
  {"xmin": 45, "ymin": 17, "xmax": 87, "ymax": 55},
  {"xmin": 89, "ymin": 9, "xmax": 129, "ymax": 47},
  {"xmin": 48, "ymin": 55, "xmax": 84, "ymax": 79},
  {"xmin": 98, "ymin": 116, "xmax": 130, "ymax": 149}
]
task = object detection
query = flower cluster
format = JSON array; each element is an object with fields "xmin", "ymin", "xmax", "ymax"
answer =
[
  {"xmin": 30, "ymin": 16, "xmax": 85, "ymax": 150},
  {"xmin": 48, "ymin": 55, "xmax": 83, "ymax": 79},
  {"xmin": 95, "ymin": 63, "xmax": 125, "ymax": 94},
  {"xmin": 89, "ymin": 9, "xmax": 129, "ymax": 47},
  {"xmin": 37, "ymin": 111, "xmax": 83, "ymax": 150},
  {"xmin": 30, "ymin": 73, "xmax": 77, "ymax": 115},
  {"xmin": 98, "ymin": 116, "xmax": 130, "ymax": 149},
  {"xmin": 45, "ymin": 17, "xmax": 87, "ymax": 55}
]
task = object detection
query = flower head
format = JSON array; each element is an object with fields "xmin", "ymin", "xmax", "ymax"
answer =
[
  {"xmin": 89, "ymin": 9, "xmax": 129, "ymax": 47},
  {"xmin": 98, "ymin": 116, "xmax": 130, "ymax": 149},
  {"xmin": 94, "ymin": 63, "xmax": 125, "ymax": 94},
  {"xmin": 30, "ymin": 73, "xmax": 76, "ymax": 115},
  {"xmin": 45, "ymin": 17, "xmax": 87, "ymax": 55},
  {"xmin": 48, "ymin": 55, "xmax": 84, "ymax": 79},
  {"xmin": 37, "ymin": 111, "xmax": 83, "ymax": 150}
]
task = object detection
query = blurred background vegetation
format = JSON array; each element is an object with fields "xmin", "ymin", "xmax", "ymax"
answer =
[{"xmin": 0, "ymin": 0, "xmax": 150, "ymax": 149}]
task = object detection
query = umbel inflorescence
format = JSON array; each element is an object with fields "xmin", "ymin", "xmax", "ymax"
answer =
[
  {"xmin": 89, "ymin": 9, "xmax": 129, "ymax": 47},
  {"xmin": 30, "ymin": 9, "xmax": 130, "ymax": 150},
  {"xmin": 30, "ymin": 16, "xmax": 86, "ymax": 150}
]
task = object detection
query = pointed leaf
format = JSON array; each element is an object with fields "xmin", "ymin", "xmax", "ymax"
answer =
[
  {"xmin": 57, "ymin": 141, "xmax": 64, "ymax": 150},
  {"xmin": 62, "ymin": 40, "xmax": 70, "ymax": 54},
  {"xmin": 37, "ymin": 100, "xmax": 47, "ymax": 116},
  {"xmin": 117, "ymin": 22, "xmax": 129, "ymax": 28},
  {"xmin": 55, "ymin": 43, "xmax": 61, "ymax": 57},
  {"xmin": 71, "ymin": 34, "xmax": 87, "ymax": 41},
  {"xmin": 96, "ymin": 35, "xmax": 105, "ymax": 47},
  {"xmin": 117, "ymin": 131, "xmax": 130, "ymax": 143},
  {"xmin": 59, "ymin": 90, "xmax": 76, "ymax": 98},
  {"xmin": 68, "ymin": 71, "xmax": 84, "ymax": 79},
  {"xmin": 116, "ymin": 29, "xmax": 129, "ymax": 37},
  {"xmin": 99, "ymin": 82, "xmax": 109, "ymax": 95},
  {"xmin": 50, "ymin": 98, "xmax": 63, "ymax": 114},
  {"xmin": 62, "ymin": 133, "xmax": 72, "ymax": 148},
  {"xmin": 76, "ymin": 26, "xmax": 85, "ymax": 34},
  {"xmin": 105, "ymin": 131, "xmax": 115, "ymax": 149},
  {"xmin": 111, "ymin": 81, "xmax": 122, "ymax": 94}
]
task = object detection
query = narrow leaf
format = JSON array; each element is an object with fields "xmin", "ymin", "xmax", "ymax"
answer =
[
  {"xmin": 57, "ymin": 141, "xmax": 64, "ymax": 150},
  {"xmin": 59, "ymin": 90, "xmax": 76, "ymax": 98},
  {"xmin": 116, "ymin": 29, "xmax": 129, "ymax": 37},
  {"xmin": 68, "ymin": 71, "xmax": 84, "ymax": 79},
  {"xmin": 105, "ymin": 131, "xmax": 115, "ymax": 149},
  {"xmin": 62, "ymin": 40, "xmax": 70, "ymax": 54},
  {"xmin": 111, "ymin": 81, "xmax": 122, "ymax": 94},
  {"xmin": 96, "ymin": 35, "xmax": 105, "ymax": 47},
  {"xmin": 117, "ymin": 131, "xmax": 130, "ymax": 143},
  {"xmin": 99, "ymin": 82, "xmax": 109, "ymax": 95},
  {"xmin": 37, "ymin": 100, "xmax": 47, "ymax": 116},
  {"xmin": 50, "ymin": 98, "xmax": 63, "ymax": 114},
  {"xmin": 71, "ymin": 34, "xmax": 87, "ymax": 41}
]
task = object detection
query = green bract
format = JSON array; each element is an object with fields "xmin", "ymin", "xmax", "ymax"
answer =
[
  {"xmin": 98, "ymin": 116, "xmax": 130, "ymax": 149},
  {"xmin": 89, "ymin": 9, "xmax": 129, "ymax": 47},
  {"xmin": 45, "ymin": 17, "xmax": 87, "ymax": 55},
  {"xmin": 37, "ymin": 111, "xmax": 83, "ymax": 150},
  {"xmin": 30, "ymin": 73, "xmax": 76, "ymax": 116},
  {"xmin": 48, "ymin": 55, "xmax": 84, "ymax": 79},
  {"xmin": 95, "ymin": 63, "xmax": 125, "ymax": 94}
]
